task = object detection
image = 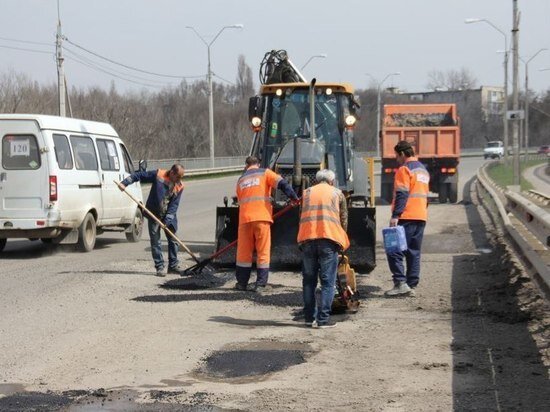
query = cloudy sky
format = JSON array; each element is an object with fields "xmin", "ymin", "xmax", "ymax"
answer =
[{"xmin": 0, "ymin": 0, "xmax": 548, "ymax": 94}]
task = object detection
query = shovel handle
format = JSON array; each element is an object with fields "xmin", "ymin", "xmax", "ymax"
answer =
[
  {"xmin": 208, "ymin": 199, "xmax": 300, "ymax": 261},
  {"xmin": 115, "ymin": 181, "xmax": 201, "ymax": 264}
]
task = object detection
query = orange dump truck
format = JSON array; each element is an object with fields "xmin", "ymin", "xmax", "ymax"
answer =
[{"xmin": 380, "ymin": 104, "xmax": 460, "ymax": 204}]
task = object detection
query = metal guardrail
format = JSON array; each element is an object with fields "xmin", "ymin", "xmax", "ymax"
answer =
[
  {"xmin": 505, "ymin": 191, "xmax": 550, "ymax": 247},
  {"xmin": 477, "ymin": 164, "xmax": 550, "ymax": 293},
  {"xmin": 525, "ymin": 190, "xmax": 550, "ymax": 206},
  {"xmin": 146, "ymin": 149, "xmax": 486, "ymax": 176}
]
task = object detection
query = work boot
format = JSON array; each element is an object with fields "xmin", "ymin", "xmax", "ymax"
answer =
[
  {"xmin": 167, "ymin": 265, "xmax": 184, "ymax": 275},
  {"xmin": 317, "ymin": 320, "xmax": 337, "ymax": 329},
  {"xmin": 385, "ymin": 282, "xmax": 412, "ymax": 297},
  {"xmin": 155, "ymin": 267, "xmax": 166, "ymax": 277},
  {"xmin": 252, "ymin": 283, "xmax": 271, "ymax": 294},
  {"xmin": 305, "ymin": 320, "xmax": 318, "ymax": 328},
  {"xmin": 234, "ymin": 283, "xmax": 248, "ymax": 291}
]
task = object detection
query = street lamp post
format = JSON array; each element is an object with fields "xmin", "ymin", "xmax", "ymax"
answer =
[
  {"xmin": 522, "ymin": 48, "xmax": 547, "ymax": 158},
  {"xmin": 186, "ymin": 24, "xmax": 243, "ymax": 168},
  {"xmin": 367, "ymin": 72, "xmax": 400, "ymax": 158},
  {"xmin": 300, "ymin": 54, "xmax": 327, "ymax": 70},
  {"xmin": 465, "ymin": 18, "xmax": 509, "ymax": 162}
]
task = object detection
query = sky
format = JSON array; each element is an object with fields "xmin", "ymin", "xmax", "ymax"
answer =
[{"xmin": 0, "ymin": 0, "xmax": 549, "ymax": 94}]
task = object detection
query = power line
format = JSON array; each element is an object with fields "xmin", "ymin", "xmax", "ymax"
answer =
[
  {"xmin": 212, "ymin": 73, "xmax": 235, "ymax": 86},
  {"xmin": 64, "ymin": 37, "xmax": 204, "ymax": 80},
  {"xmin": 0, "ymin": 43, "xmax": 54, "ymax": 55},
  {"xmin": 0, "ymin": 36, "xmax": 52, "ymax": 47},
  {"xmin": 63, "ymin": 46, "xmax": 176, "ymax": 87},
  {"xmin": 64, "ymin": 52, "xmax": 174, "ymax": 89}
]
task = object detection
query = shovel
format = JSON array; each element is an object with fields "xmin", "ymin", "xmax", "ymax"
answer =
[
  {"xmin": 182, "ymin": 199, "xmax": 299, "ymax": 277},
  {"xmin": 115, "ymin": 181, "xmax": 213, "ymax": 274}
]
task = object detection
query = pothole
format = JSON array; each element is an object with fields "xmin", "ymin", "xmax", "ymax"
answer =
[{"xmin": 194, "ymin": 341, "xmax": 313, "ymax": 383}]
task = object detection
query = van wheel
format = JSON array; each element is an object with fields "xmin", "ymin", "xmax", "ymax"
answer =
[
  {"xmin": 41, "ymin": 238, "xmax": 53, "ymax": 244},
  {"xmin": 77, "ymin": 212, "xmax": 96, "ymax": 252},
  {"xmin": 125, "ymin": 208, "xmax": 144, "ymax": 242},
  {"xmin": 0, "ymin": 239, "xmax": 6, "ymax": 252}
]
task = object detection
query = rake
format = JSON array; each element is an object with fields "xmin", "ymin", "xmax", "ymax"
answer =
[
  {"xmin": 115, "ymin": 181, "xmax": 211, "ymax": 273},
  {"xmin": 182, "ymin": 200, "xmax": 299, "ymax": 277}
]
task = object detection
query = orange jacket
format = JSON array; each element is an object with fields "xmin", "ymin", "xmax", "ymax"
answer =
[
  {"xmin": 391, "ymin": 157, "xmax": 430, "ymax": 221},
  {"xmin": 297, "ymin": 182, "xmax": 350, "ymax": 251},
  {"xmin": 236, "ymin": 165, "xmax": 282, "ymax": 224}
]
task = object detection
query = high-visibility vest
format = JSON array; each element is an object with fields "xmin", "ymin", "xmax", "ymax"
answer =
[
  {"xmin": 236, "ymin": 166, "xmax": 282, "ymax": 224},
  {"xmin": 391, "ymin": 158, "xmax": 429, "ymax": 221},
  {"xmin": 156, "ymin": 169, "xmax": 184, "ymax": 195},
  {"xmin": 297, "ymin": 182, "xmax": 350, "ymax": 251}
]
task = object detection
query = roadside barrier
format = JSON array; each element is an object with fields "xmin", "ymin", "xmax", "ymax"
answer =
[{"xmin": 477, "ymin": 164, "xmax": 550, "ymax": 293}]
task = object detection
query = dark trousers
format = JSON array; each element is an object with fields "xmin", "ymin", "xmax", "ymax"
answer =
[
  {"xmin": 386, "ymin": 220, "xmax": 426, "ymax": 288},
  {"xmin": 148, "ymin": 219, "xmax": 178, "ymax": 270},
  {"xmin": 301, "ymin": 239, "xmax": 340, "ymax": 325}
]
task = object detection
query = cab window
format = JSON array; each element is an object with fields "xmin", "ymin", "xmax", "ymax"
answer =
[
  {"xmin": 96, "ymin": 139, "xmax": 120, "ymax": 171},
  {"xmin": 53, "ymin": 134, "xmax": 73, "ymax": 169},
  {"xmin": 70, "ymin": 135, "xmax": 98, "ymax": 170},
  {"xmin": 1, "ymin": 134, "xmax": 41, "ymax": 170},
  {"xmin": 119, "ymin": 143, "xmax": 134, "ymax": 173}
]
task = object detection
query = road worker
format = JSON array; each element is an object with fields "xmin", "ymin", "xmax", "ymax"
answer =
[
  {"xmin": 385, "ymin": 140, "xmax": 430, "ymax": 297},
  {"xmin": 119, "ymin": 164, "xmax": 185, "ymax": 277},
  {"xmin": 235, "ymin": 156, "xmax": 298, "ymax": 292},
  {"xmin": 297, "ymin": 169, "xmax": 349, "ymax": 328}
]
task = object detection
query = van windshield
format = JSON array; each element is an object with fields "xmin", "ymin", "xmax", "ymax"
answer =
[
  {"xmin": 486, "ymin": 142, "xmax": 502, "ymax": 148},
  {"xmin": 1, "ymin": 134, "xmax": 41, "ymax": 170}
]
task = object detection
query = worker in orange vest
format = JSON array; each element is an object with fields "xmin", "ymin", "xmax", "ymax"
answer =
[
  {"xmin": 235, "ymin": 156, "xmax": 298, "ymax": 292},
  {"xmin": 385, "ymin": 140, "xmax": 430, "ymax": 297},
  {"xmin": 297, "ymin": 169, "xmax": 349, "ymax": 328},
  {"xmin": 120, "ymin": 164, "xmax": 185, "ymax": 276}
]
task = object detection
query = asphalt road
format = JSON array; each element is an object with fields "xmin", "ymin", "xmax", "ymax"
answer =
[{"xmin": 1, "ymin": 155, "xmax": 548, "ymax": 411}]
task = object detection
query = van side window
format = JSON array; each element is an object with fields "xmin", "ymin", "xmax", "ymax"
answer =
[
  {"xmin": 119, "ymin": 144, "xmax": 134, "ymax": 173},
  {"xmin": 53, "ymin": 134, "xmax": 73, "ymax": 169},
  {"xmin": 70, "ymin": 135, "xmax": 98, "ymax": 170},
  {"xmin": 96, "ymin": 139, "xmax": 120, "ymax": 171},
  {"xmin": 1, "ymin": 134, "xmax": 41, "ymax": 170}
]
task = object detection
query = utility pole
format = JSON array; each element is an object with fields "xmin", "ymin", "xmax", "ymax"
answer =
[
  {"xmin": 56, "ymin": 0, "xmax": 66, "ymax": 117},
  {"xmin": 511, "ymin": 0, "xmax": 520, "ymax": 186}
]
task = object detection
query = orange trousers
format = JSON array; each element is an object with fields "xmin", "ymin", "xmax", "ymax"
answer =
[{"xmin": 236, "ymin": 221, "xmax": 271, "ymax": 269}]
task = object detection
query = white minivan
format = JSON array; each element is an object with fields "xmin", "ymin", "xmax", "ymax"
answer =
[{"xmin": 0, "ymin": 114, "xmax": 144, "ymax": 252}]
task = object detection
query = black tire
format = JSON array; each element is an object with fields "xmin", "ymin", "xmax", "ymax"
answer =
[
  {"xmin": 448, "ymin": 182, "xmax": 458, "ymax": 204},
  {"xmin": 438, "ymin": 183, "xmax": 448, "ymax": 203},
  {"xmin": 77, "ymin": 212, "xmax": 96, "ymax": 252},
  {"xmin": 0, "ymin": 238, "xmax": 6, "ymax": 252},
  {"xmin": 125, "ymin": 208, "xmax": 144, "ymax": 242},
  {"xmin": 41, "ymin": 238, "xmax": 53, "ymax": 244}
]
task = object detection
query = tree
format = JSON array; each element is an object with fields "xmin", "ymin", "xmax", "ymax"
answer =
[
  {"xmin": 236, "ymin": 55, "xmax": 254, "ymax": 101},
  {"xmin": 426, "ymin": 68, "xmax": 477, "ymax": 91}
]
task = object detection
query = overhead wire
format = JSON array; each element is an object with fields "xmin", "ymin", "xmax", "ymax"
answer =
[
  {"xmin": 63, "ymin": 49, "xmax": 173, "ymax": 89},
  {"xmin": 64, "ymin": 37, "xmax": 204, "ymax": 80},
  {"xmin": 0, "ymin": 43, "xmax": 54, "ymax": 55},
  {"xmin": 0, "ymin": 36, "xmax": 52, "ymax": 47},
  {"xmin": 63, "ymin": 45, "xmax": 177, "ymax": 87}
]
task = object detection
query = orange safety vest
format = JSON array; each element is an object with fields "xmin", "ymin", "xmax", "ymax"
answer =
[
  {"xmin": 391, "ymin": 157, "xmax": 429, "ymax": 221},
  {"xmin": 297, "ymin": 182, "xmax": 350, "ymax": 251},
  {"xmin": 157, "ymin": 169, "xmax": 184, "ymax": 194},
  {"xmin": 236, "ymin": 165, "xmax": 282, "ymax": 224}
]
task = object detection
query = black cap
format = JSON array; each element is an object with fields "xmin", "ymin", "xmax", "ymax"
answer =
[{"xmin": 394, "ymin": 140, "xmax": 413, "ymax": 153}]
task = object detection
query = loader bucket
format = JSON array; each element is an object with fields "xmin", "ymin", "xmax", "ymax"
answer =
[{"xmin": 214, "ymin": 204, "xmax": 376, "ymax": 273}]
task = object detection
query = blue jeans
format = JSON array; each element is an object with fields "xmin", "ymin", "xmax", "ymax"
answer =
[
  {"xmin": 386, "ymin": 220, "xmax": 426, "ymax": 287},
  {"xmin": 301, "ymin": 239, "xmax": 339, "ymax": 325},
  {"xmin": 148, "ymin": 219, "xmax": 178, "ymax": 270}
]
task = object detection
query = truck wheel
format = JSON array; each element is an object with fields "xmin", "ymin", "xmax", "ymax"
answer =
[
  {"xmin": 77, "ymin": 212, "xmax": 96, "ymax": 252},
  {"xmin": 438, "ymin": 184, "xmax": 448, "ymax": 203},
  {"xmin": 125, "ymin": 208, "xmax": 144, "ymax": 242},
  {"xmin": 0, "ymin": 239, "xmax": 6, "ymax": 252},
  {"xmin": 381, "ymin": 183, "xmax": 393, "ymax": 204},
  {"xmin": 448, "ymin": 182, "xmax": 458, "ymax": 204}
]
